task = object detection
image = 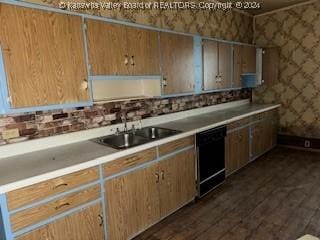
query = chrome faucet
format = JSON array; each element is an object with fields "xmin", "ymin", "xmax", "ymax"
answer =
[{"xmin": 121, "ymin": 113, "xmax": 128, "ymax": 133}]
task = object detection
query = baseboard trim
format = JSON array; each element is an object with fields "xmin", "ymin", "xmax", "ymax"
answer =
[
  {"xmin": 278, "ymin": 145, "xmax": 320, "ymax": 153},
  {"xmin": 278, "ymin": 134, "xmax": 320, "ymax": 151}
]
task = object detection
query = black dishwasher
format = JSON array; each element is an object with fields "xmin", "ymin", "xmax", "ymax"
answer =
[{"xmin": 196, "ymin": 126, "xmax": 226, "ymax": 197}]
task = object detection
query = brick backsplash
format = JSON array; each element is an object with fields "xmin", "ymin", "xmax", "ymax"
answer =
[{"xmin": 0, "ymin": 89, "xmax": 251, "ymax": 145}]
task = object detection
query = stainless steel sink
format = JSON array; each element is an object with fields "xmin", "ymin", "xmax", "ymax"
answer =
[
  {"xmin": 92, "ymin": 127, "xmax": 181, "ymax": 149},
  {"xmin": 135, "ymin": 127, "xmax": 181, "ymax": 140},
  {"xmin": 93, "ymin": 133, "xmax": 149, "ymax": 149}
]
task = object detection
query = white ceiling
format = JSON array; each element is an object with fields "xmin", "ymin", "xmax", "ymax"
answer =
[{"xmin": 219, "ymin": 0, "xmax": 313, "ymax": 15}]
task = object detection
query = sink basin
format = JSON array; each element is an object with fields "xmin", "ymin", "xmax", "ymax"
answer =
[
  {"xmin": 93, "ymin": 133, "xmax": 149, "ymax": 149},
  {"xmin": 135, "ymin": 127, "xmax": 181, "ymax": 140},
  {"xmin": 92, "ymin": 127, "xmax": 181, "ymax": 149}
]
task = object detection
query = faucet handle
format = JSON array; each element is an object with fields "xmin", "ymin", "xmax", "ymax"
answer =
[
  {"xmin": 115, "ymin": 128, "xmax": 120, "ymax": 135},
  {"xmin": 131, "ymin": 124, "xmax": 136, "ymax": 134}
]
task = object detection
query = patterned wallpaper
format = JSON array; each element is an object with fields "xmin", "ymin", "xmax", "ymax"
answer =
[
  {"xmin": 253, "ymin": 1, "xmax": 320, "ymax": 138},
  {"xmin": 22, "ymin": 0, "xmax": 254, "ymax": 43}
]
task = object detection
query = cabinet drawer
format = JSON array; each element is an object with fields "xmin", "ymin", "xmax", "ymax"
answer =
[
  {"xmin": 250, "ymin": 110, "xmax": 278, "ymax": 122},
  {"xmin": 16, "ymin": 203, "xmax": 104, "ymax": 240},
  {"xmin": 104, "ymin": 148, "xmax": 156, "ymax": 177},
  {"xmin": 227, "ymin": 117, "xmax": 250, "ymax": 130},
  {"xmin": 10, "ymin": 185, "xmax": 100, "ymax": 232},
  {"xmin": 266, "ymin": 109, "xmax": 278, "ymax": 120},
  {"xmin": 7, "ymin": 167, "xmax": 99, "ymax": 211},
  {"xmin": 159, "ymin": 136, "xmax": 194, "ymax": 156},
  {"xmin": 250, "ymin": 112, "xmax": 263, "ymax": 122}
]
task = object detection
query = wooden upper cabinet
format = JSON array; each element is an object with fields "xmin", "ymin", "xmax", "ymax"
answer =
[
  {"xmin": 86, "ymin": 19, "xmax": 160, "ymax": 76},
  {"xmin": 233, "ymin": 44, "xmax": 242, "ymax": 88},
  {"xmin": 203, "ymin": 40, "xmax": 218, "ymax": 90},
  {"xmin": 218, "ymin": 42, "xmax": 232, "ymax": 89},
  {"xmin": 242, "ymin": 45, "xmax": 256, "ymax": 73},
  {"xmin": 263, "ymin": 47, "xmax": 280, "ymax": 86},
  {"xmin": 203, "ymin": 40, "xmax": 231, "ymax": 90},
  {"xmin": 0, "ymin": 4, "xmax": 89, "ymax": 108},
  {"xmin": 127, "ymin": 27, "xmax": 160, "ymax": 75},
  {"xmin": 17, "ymin": 203, "xmax": 104, "ymax": 240},
  {"xmin": 86, "ymin": 20, "xmax": 129, "ymax": 76},
  {"xmin": 160, "ymin": 32, "xmax": 194, "ymax": 95}
]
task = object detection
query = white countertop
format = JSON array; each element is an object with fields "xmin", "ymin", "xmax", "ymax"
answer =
[{"xmin": 0, "ymin": 102, "xmax": 280, "ymax": 193}]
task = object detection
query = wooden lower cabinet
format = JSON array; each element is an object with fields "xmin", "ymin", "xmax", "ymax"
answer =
[
  {"xmin": 105, "ymin": 164, "xmax": 161, "ymax": 240},
  {"xmin": 264, "ymin": 118, "xmax": 278, "ymax": 151},
  {"xmin": 17, "ymin": 203, "xmax": 104, "ymax": 240},
  {"xmin": 251, "ymin": 119, "xmax": 277, "ymax": 159},
  {"xmin": 251, "ymin": 121, "xmax": 265, "ymax": 159},
  {"xmin": 225, "ymin": 127, "xmax": 250, "ymax": 176},
  {"xmin": 105, "ymin": 148, "xmax": 196, "ymax": 240},
  {"xmin": 158, "ymin": 149, "xmax": 196, "ymax": 218}
]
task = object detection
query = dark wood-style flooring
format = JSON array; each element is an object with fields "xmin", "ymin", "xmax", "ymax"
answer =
[{"xmin": 135, "ymin": 147, "xmax": 320, "ymax": 240}]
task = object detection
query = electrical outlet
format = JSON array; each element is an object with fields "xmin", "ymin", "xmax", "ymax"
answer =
[
  {"xmin": 304, "ymin": 140, "xmax": 311, "ymax": 148},
  {"xmin": 2, "ymin": 128, "xmax": 20, "ymax": 140}
]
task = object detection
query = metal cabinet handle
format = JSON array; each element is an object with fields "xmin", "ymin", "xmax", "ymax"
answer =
[
  {"xmin": 130, "ymin": 56, "xmax": 135, "ymax": 66},
  {"xmin": 124, "ymin": 55, "xmax": 129, "ymax": 65},
  {"xmin": 53, "ymin": 183, "xmax": 68, "ymax": 190},
  {"xmin": 98, "ymin": 214, "xmax": 104, "ymax": 227},
  {"xmin": 55, "ymin": 202, "xmax": 70, "ymax": 210},
  {"xmin": 81, "ymin": 78, "xmax": 88, "ymax": 90},
  {"xmin": 162, "ymin": 77, "xmax": 167, "ymax": 87},
  {"xmin": 0, "ymin": 42, "xmax": 10, "ymax": 52},
  {"xmin": 238, "ymin": 134, "xmax": 243, "ymax": 142},
  {"xmin": 155, "ymin": 173, "xmax": 160, "ymax": 183},
  {"xmin": 161, "ymin": 170, "xmax": 165, "ymax": 180}
]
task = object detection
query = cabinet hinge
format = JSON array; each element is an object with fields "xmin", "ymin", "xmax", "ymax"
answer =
[
  {"xmin": 7, "ymin": 96, "xmax": 12, "ymax": 104},
  {"xmin": 83, "ymin": 23, "xmax": 87, "ymax": 31}
]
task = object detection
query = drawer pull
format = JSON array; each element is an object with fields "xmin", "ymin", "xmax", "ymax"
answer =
[
  {"xmin": 124, "ymin": 55, "xmax": 129, "ymax": 65},
  {"xmin": 125, "ymin": 156, "xmax": 139, "ymax": 164},
  {"xmin": 53, "ymin": 183, "xmax": 68, "ymax": 190},
  {"xmin": 130, "ymin": 55, "xmax": 135, "ymax": 66},
  {"xmin": 155, "ymin": 173, "xmax": 160, "ymax": 183},
  {"xmin": 98, "ymin": 214, "xmax": 104, "ymax": 227},
  {"xmin": 55, "ymin": 202, "xmax": 70, "ymax": 210},
  {"xmin": 161, "ymin": 170, "xmax": 165, "ymax": 180}
]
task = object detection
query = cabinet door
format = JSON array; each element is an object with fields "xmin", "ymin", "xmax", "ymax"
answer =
[
  {"xmin": 242, "ymin": 46, "xmax": 256, "ymax": 73},
  {"xmin": 158, "ymin": 149, "xmax": 196, "ymax": 218},
  {"xmin": 233, "ymin": 44, "xmax": 242, "ymax": 88},
  {"xmin": 238, "ymin": 127, "xmax": 250, "ymax": 169},
  {"xmin": 225, "ymin": 128, "xmax": 250, "ymax": 176},
  {"xmin": 203, "ymin": 40, "xmax": 219, "ymax": 90},
  {"xmin": 263, "ymin": 119, "xmax": 277, "ymax": 152},
  {"xmin": 218, "ymin": 42, "xmax": 232, "ymax": 89},
  {"xmin": 105, "ymin": 164, "xmax": 160, "ymax": 240},
  {"xmin": 271, "ymin": 118, "xmax": 278, "ymax": 147},
  {"xmin": 0, "ymin": 4, "xmax": 89, "ymax": 108},
  {"xmin": 204, "ymin": 41, "xmax": 231, "ymax": 90},
  {"xmin": 251, "ymin": 122, "xmax": 264, "ymax": 159},
  {"xmin": 86, "ymin": 20, "xmax": 129, "ymax": 75},
  {"xmin": 263, "ymin": 47, "xmax": 280, "ymax": 86},
  {"xmin": 225, "ymin": 131, "xmax": 239, "ymax": 176},
  {"xmin": 17, "ymin": 203, "xmax": 104, "ymax": 240},
  {"xmin": 160, "ymin": 32, "xmax": 194, "ymax": 94},
  {"xmin": 127, "ymin": 27, "xmax": 160, "ymax": 75}
]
